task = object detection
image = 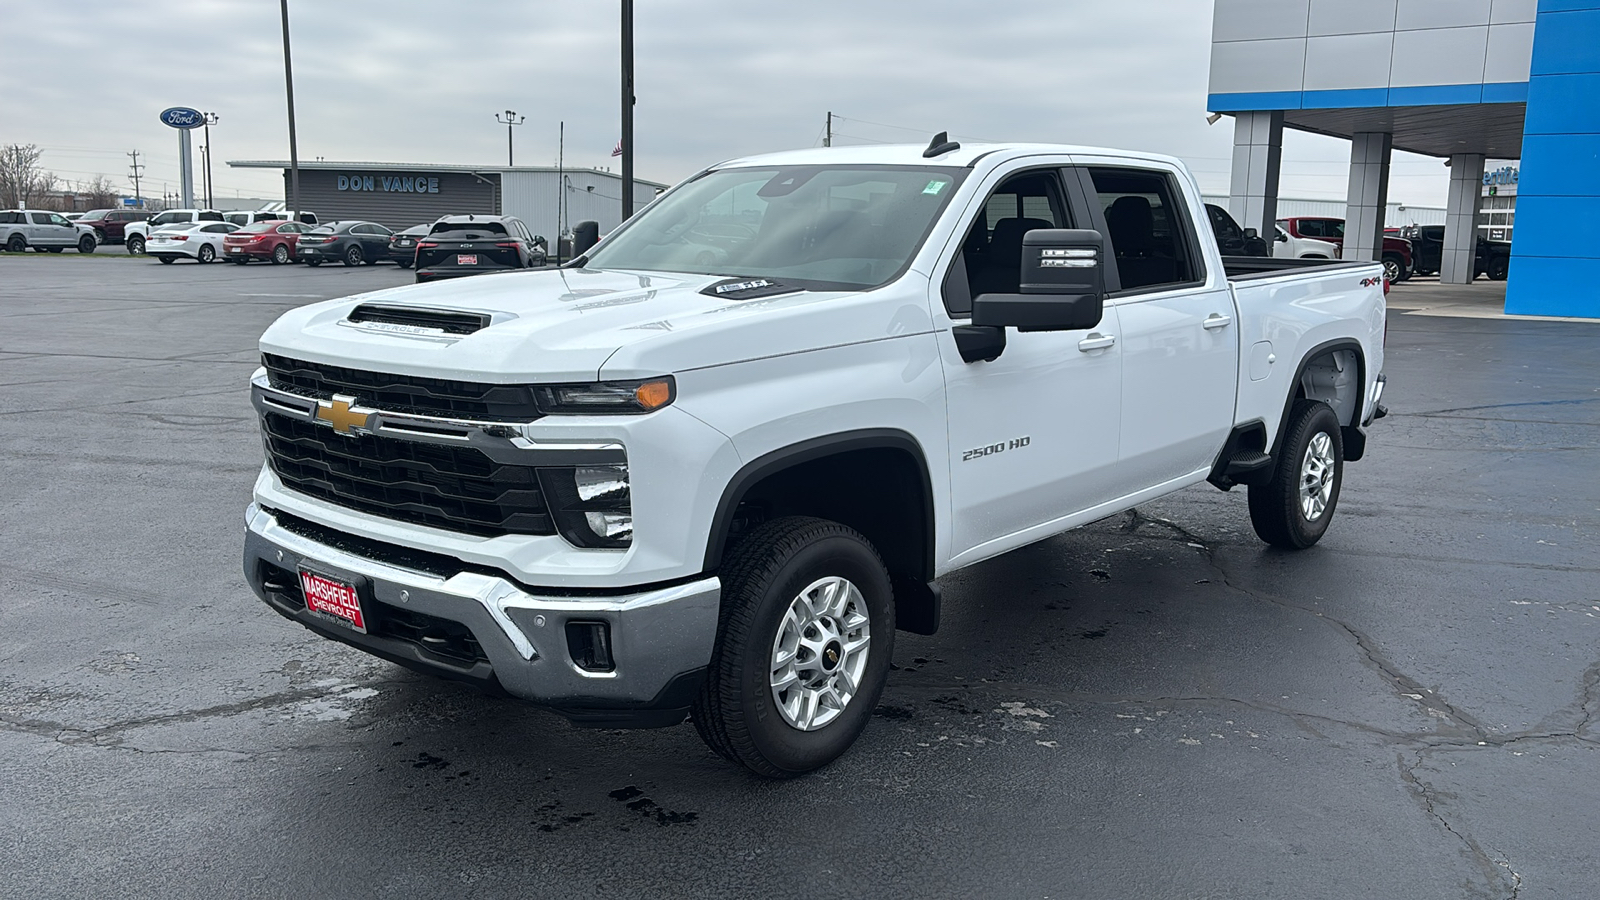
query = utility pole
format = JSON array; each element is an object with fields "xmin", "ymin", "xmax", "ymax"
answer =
[
  {"xmin": 825, "ymin": 111, "xmax": 832, "ymax": 147},
  {"xmin": 495, "ymin": 110, "xmax": 525, "ymax": 166},
  {"xmin": 620, "ymin": 0, "xmax": 634, "ymax": 219},
  {"xmin": 127, "ymin": 150, "xmax": 145, "ymax": 207},
  {"xmin": 557, "ymin": 120, "xmax": 564, "ymax": 260},
  {"xmin": 280, "ymin": 0, "xmax": 301, "ymax": 221},
  {"xmin": 202, "ymin": 111, "xmax": 219, "ymax": 209}
]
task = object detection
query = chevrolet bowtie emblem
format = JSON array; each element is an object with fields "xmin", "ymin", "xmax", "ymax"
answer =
[{"xmin": 314, "ymin": 394, "xmax": 374, "ymax": 435}]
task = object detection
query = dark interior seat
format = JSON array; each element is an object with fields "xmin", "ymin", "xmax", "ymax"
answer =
[
  {"xmin": 970, "ymin": 216, "xmax": 1052, "ymax": 296},
  {"xmin": 1105, "ymin": 196, "xmax": 1178, "ymax": 289}
]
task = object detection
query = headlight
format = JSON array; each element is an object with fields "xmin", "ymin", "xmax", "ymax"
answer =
[
  {"xmin": 538, "ymin": 464, "xmax": 632, "ymax": 548},
  {"xmin": 533, "ymin": 377, "xmax": 674, "ymax": 414}
]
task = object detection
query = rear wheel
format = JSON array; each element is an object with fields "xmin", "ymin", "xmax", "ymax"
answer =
[
  {"xmin": 77, "ymin": 235, "xmax": 96, "ymax": 254},
  {"xmin": 1381, "ymin": 255, "xmax": 1404, "ymax": 283},
  {"xmin": 157, "ymin": 255, "xmax": 175, "ymax": 264},
  {"xmin": 233, "ymin": 258, "xmax": 250, "ymax": 265},
  {"xmin": 126, "ymin": 235, "xmax": 145, "ymax": 255},
  {"xmin": 45, "ymin": 246, "xmax": 64, "ymax": 253},
  {"xmin": 692, "ymin": 516, "xmax": 894, "ymax": 778},
  {"xmin": 197, "ymin": 244, "xmax": 215, "ymax": 263},
  {"xmin": 305, "ymin": 258, "xmax": 322, "ymax": 267},
  {"xmin": 1488, "ymin": 257, "xmax": 1509, "ymax": 281},
  {"xmin": 272, "ymin": 243, "xmax": 291, "ymax": 265},
  {"xmin": 5, "ymin": 234, "xmax": 24, "ymax": 253},
  {"xmin": 342, "ymin": 244, "xmax": 363, "ymax": 267},
  {"xmin": 396, "ymin": 259, "xmax": 412, "ymax": 269},
  {"xmin": 1248, "ymin": 400, "xmax": 1344, "ymax": 549}
]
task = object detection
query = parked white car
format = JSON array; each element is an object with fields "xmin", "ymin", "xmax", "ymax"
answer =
[
  {"xmin": 1273, "ymin": 225, "xmax": 1341, "ymax": 260},
  {"xmin": 0, "ymin": 209, "xmax": 99, "ymax": 253},
  {"xmin": 123, "ymin": 208, "xmax": 226, "ymax": 255},
  {"xmin": 146, "ymin": 221, "xmax": 240, "ymax": 264}
]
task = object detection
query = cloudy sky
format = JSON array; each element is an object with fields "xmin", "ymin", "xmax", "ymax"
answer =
[{"xmin": 1, "ymin": 0, "xmax": 1455, "ymax": 207}]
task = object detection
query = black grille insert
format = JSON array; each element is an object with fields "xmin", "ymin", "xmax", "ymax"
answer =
[
  {"xmin": 263, "ymin": 353, "xmax": 541, "ymax": 421},
  {"xmin": 347, "ymin": 303, "xmax": 491, "ymax": 336},
  {"xmin": 262, "ymin": 412, "xmax": 555, "ymax": 537}
]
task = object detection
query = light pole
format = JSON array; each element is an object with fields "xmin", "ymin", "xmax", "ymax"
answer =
[
  {"xmin": 280, "ymin": 0, "xmax": 301, "ymax": 221},
  {"xmin": 201, "ymin": 111, "xmax": 218, "ymax": 209},
  {"xmin": 620, "ymin": 0, "xmax": 634, "ymax": 218},
  {"xmin": 495, "ymin": 110, "xmax": 525, "ymax": 167}
]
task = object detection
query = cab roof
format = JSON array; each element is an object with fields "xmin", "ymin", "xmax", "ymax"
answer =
[{"xmin": 710, "ymin": 142, "xmax": 1190, "ymax": 173}]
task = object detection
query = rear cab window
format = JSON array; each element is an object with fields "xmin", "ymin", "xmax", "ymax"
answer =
[{"xmin": 1087, "ymin": 167, "xmax": 1204, "ymax": 293}]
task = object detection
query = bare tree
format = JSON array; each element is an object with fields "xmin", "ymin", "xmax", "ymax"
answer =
[
  {"xmin": 0, "ymin": 144, "xmax": 57, "ymax": 208},
  {"xmin": 77, "ymin": 175, "xmax": 121, "ymax": 210}
]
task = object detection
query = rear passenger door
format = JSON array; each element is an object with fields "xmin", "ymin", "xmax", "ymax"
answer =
[{"xmin": 1079, "ymin": 163, "xmax": 1238, "ymax": 492}]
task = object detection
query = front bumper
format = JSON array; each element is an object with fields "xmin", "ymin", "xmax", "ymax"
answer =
[{"xmin": 243, "ymin": 503, "xmax": 720, "ymax": 727}]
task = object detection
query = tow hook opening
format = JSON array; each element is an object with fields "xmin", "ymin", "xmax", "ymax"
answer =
[{"xmin": 566, "ymin": 620, "xmax": 615, "ymax": 672}]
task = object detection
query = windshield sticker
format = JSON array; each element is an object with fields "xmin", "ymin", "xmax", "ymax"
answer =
[{"xmin": 923, "ymin": 179, "xmax": 948, "ymax": 195}]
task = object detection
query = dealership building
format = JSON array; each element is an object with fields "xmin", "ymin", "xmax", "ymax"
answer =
[
  {"xmin": 225, "ymin": 160, "xmax": 664, "ymax": 242},
  {"xmin": 1210, "ymin": 0, "xmax": 1600, "ymax": 317}
]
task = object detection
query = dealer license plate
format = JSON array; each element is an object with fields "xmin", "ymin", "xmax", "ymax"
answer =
[
  {"xmin": 229, "ymin": 246, "xmax": 241, "ymax": 253},
  {"xmin": 456, "ymin": 254, "xmax": 478, "ymax": 265},
  {"xmin": 299, "ymin": 569, "xmax": 367, "ymax": 633}
]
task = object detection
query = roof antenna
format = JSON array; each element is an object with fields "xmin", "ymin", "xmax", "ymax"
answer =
[{"xmin": 923, "ymin": 131, "xmax": 961, "ymax": 158}]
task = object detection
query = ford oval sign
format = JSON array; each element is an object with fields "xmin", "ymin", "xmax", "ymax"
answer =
[{"xmin": 159, "ymin": 107, "xmax": 204, "ymax": 129}]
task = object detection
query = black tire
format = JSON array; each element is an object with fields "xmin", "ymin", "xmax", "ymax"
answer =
[
  {"xmin": 342, "ymin": 244, "xmax": 363, "ymax": 267},
  {"xmin": 272, "ymin": 243, "xmax": 290, "ymax": 265},
  {"xmin": 1381, "ymin": 255, "xmax": 1404, "ymax": 283},
  {"xmin": 305, "ymin": 258, "xmax": 322, "ymax": 267},
  {"xmin": 45, "ymin": 246, "xmax": 64, "ymax": 253},
  {"xmin": 127, "ymin": 235, "xmax": 145, "ymax": 255},
  {"xmin": 5, "ymin": 234, "xmax": 24, "ymax": 253},
  {"xmin": 1248, "ymin": 400, "xmax": 1344, "ymax": 550},
  {"xmin": 93, "ymin": 228, "xmax": 107, "ymax": 244},
  {"xmin": 1488, "ymin": 257, "xmax": 1509, "ymax": 281},
  {"xmin": 233, "ymin": 258, "xmax": 250, "ymax": 265},
  {"xmin": 197, "ymin": 244, "xmax": 215, "ymax": 263},
  {"xmin": 78, "ymin": 235, "xmax": 96, "ymax": 254},
  {"xmin": 692, "ymin": 516, "xmax": 894, "ymax": 778},
  {"xmin": 396, "ymin": 259, "xmax": 412, "ymax": 269},
  {"xmin": 157, "ymin": 255, "xmax": 175, "ymax": 264}
]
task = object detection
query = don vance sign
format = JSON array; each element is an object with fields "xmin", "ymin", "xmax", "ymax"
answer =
[{"xmin": 338, "ymin": 175, "xmax": 442, "ymax": 193}]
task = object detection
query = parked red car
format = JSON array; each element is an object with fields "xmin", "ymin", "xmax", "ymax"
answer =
[
  {"xmin": 1278, "ymin": 216, "xmax": 1414, "ymax": 282},
  {"xmin": 76, "ymin": 208, "xmax": 150, "ymax": 245},
  {"xmin": 223, "ymin": 220, "xmax": 310, "ymax": 265}
]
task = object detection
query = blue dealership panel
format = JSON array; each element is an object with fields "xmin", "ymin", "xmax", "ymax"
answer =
[{"xmin": 1508, "ymin": 1, "xmax": 1600, "ymax": 317}]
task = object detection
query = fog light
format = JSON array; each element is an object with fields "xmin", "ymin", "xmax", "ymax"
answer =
[
  {"xmin": 566, "ymin": 620, "xmax": 614, "ymax": 671},
  {"xmin": 575, "ymin": 465, "xmax": 629, "ymax": 503},
  {"xmin": 584, "ymin": 511, "xmax": 633, "ymax": 543}
]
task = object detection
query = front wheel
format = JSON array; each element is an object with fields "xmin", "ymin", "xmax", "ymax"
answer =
[
  {"xmin": 45, "ymin": 246, "xmax": 64, "ymax": 253},
  {"xmin": 126, "ymin": 235, "xmax": 145, "ymax": 255},
  {"xmin": 692, "ymin": 516, "xmax": 894, "ymax": 778},
  {"xmin": 1381, "ymin": 256, "xmax": 1404, "ymax": 283},
  {"xmin": 78, "ymin": 235, "xmax": 96, "ymax": 254},
  {"xmin": 1248, "ymin": 400, "xmax": 1344, "ymax": 549},
  {"xmin": 304, "ymin": 258, "xmax": 322, "ymax": 267},
  {"xmin": 396, "ymin": 259, "xmax": 412, "ymax": 269},
  {"xmin": 157, "ymin": 255, "xmax": 175, "ymax": 264}
]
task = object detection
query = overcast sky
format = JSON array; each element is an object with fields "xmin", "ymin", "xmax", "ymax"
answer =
[{"xmin": 1, "ymin": 0, "xmax": 1457, "ymax": 207}]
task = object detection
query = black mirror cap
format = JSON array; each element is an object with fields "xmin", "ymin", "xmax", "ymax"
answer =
[
  {"xmin": 972, "ymin": 292, "xmax": 1103, "ymax": 332},
  {"xmin": 573, "ymin": 220, "xmax": 601, "ymax": 256},
  {"xmin": 1017, "ymin": 228, "xmax": 1105, "ymax": 296},
  {"xmin": 1243, "ymin": 227, "xmax": 1258, "ymax": 240}
]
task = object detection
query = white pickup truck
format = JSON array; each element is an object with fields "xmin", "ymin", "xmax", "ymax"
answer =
[{"xmin": 243, "ymin": 139, "xmax": 1387, "ymax": 777}]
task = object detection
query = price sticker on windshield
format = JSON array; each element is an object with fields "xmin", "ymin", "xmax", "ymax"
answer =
[{"xmin": 923, "ymin": 179, "xmax": 948, "ymax": 195}]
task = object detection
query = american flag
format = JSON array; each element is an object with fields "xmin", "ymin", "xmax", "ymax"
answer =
[{"xmin": 611, "ymin": 140, "xmax": 623, "ymax": 158}]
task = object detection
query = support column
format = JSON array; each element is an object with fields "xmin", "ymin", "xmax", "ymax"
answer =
[
  {"xmin": 1227, "ymin": 111, "xmax": 1284, "ymax": 239},
  {"xmin": 1342, "ymin": 132, "xmax": 1392, "ymax": 262},
  {"xmin": 1441, "ymin": 153, "xmax": 1486, "ymax": 284}
]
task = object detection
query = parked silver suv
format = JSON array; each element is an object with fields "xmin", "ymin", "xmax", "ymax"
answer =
[{"xmin": 0, "ymin": 210, "xmax": 97, "ymax": 254}]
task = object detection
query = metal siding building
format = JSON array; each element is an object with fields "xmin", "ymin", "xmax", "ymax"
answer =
[{"xmin": 227, "ymin": 161, "xmax": 666, "ymax": 240}]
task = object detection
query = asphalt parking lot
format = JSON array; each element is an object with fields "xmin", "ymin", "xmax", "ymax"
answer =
[{"xmin": 1, "ymin": 254, "xmax": 1596, "ymax": 899}]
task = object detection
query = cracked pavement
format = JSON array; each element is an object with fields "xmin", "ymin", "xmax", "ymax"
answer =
[{"xmin": 1, "ymin": 258, "xmax": 1596, "ymax": 898}]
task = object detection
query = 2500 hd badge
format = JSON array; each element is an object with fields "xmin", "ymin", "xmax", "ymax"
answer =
[{"xmin": 963, "ymin": 436, "xmax": 1031, "ymax": 461}]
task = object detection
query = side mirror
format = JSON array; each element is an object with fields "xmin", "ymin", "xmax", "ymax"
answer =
[
  {"xmin": 572, "ymin": 220, "xmax": 600, "ymax": 257},
  {"xmin": 1243, "ymin": 227, "xmax": 1258, "ymax": 240},
  {"xmin": 956, "ymin": 228, "xmax": 1106, "ymax": 363},
  {"xmin": 1274, "ymin": 231, "xmax": 1288, "ymax": 242}
]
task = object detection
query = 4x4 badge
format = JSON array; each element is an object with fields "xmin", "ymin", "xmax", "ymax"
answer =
[{"xmin": 314, "ymin": 394, "xmax": 374, "ymax": 435}]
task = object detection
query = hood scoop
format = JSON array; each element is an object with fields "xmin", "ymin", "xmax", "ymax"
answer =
[
  {"xmin": 699, "ymin": 277, "xmax": 799, "ymax": 301},
  {"xmin": 346, "ymin": 303, "xmax": 492, "ymax": 336}
]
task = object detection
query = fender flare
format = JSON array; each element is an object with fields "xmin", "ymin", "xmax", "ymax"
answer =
[
  {"xmin": 702, "ymin": 427, "xmax": 937, "ymax": 581},
  {"xmin": 1273, "ymin": 337, "xmax": 1367, "ymax": 464}
]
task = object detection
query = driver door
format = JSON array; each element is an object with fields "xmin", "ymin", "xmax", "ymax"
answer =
[{"xmin": 934, "ymin": 165, "xmax": 1125, "ymax": 565}]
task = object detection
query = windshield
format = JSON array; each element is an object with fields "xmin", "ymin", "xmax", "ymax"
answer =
[{"xmin": 583, "ymin": 165, "xmax": 967, "ymax": 290}]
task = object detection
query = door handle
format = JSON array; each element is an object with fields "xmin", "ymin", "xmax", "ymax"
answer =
[
  {"xmin": 1203, "ymin": 313, "xmax": 1233, "ymax": 330},
  {"xmin": 1077, "ymin": 333, "xmax": 1116, "ymax": 352}
]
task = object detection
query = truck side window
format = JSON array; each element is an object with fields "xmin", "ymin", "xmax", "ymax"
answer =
[
  {"xmin": 942, "ymin": 171, "xmax": 1069, "ymax": 317},
  {"xmin": 1089, "ymin": 168, "xmax": 1200, "ymax": 292}
]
